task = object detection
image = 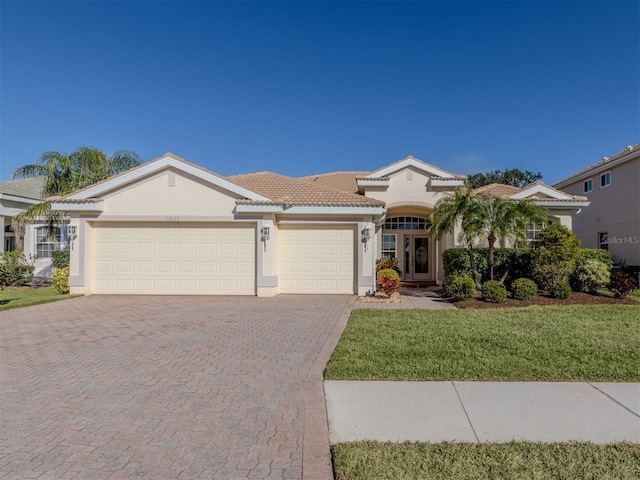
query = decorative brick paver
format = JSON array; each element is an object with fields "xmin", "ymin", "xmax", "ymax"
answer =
[{"xmin": 0, "ymin": 295, "xmax": 352, "ymax": 480}]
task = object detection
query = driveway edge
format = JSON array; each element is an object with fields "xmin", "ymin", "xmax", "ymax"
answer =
[{"xmin": 302, "ymin": 299, "xmax": 354, "ymax": 480}]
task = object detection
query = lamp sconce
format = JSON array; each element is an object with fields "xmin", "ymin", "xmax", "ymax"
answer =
[
  {"xmin": 66, "ymin": 224, "xmax": 77, "ymax": 239},
  {"xmin": 361, "ymin": 226, "xmax": 371, "ymax": 244},
  {"xmin": 261, "ymin": 226, "xmax": 270, "ymax": 242}
]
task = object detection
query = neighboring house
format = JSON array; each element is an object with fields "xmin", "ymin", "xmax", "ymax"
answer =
[
  {"xmin": 554, "ymin": 143, "xmax": 640, "ymax": 272},
  {"xmin": 48, "ymin": 153, "xmax": 586, "ymax": 296},
  {"xmin": 0, "ymin": 177, "xmax": 70, "ymax": 276}
]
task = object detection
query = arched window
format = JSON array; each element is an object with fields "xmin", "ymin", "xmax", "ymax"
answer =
[
  {"xmin": 382, "ymin": 216, "xmax": 431, "ymax": 230},
  {"xmin": 35, "ymin": 227, "xmax": 61, "ymax": 258}
]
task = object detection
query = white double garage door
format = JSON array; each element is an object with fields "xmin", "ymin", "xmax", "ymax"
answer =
[{"xmin": 91, "ymin": 223, "xmax": 355, "ymax": 295}]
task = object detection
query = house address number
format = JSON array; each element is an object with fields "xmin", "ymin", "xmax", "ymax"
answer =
[{"xmin": 166, "ymin": 216, "xmax": 180, "ymax": 221}]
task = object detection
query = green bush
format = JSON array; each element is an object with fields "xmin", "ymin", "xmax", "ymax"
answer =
[
  {"xmin": 570, "ymin": 259, "xmax": 610, "ymax": 293},
  {"xmin": 442, "ymin": 248, "xmax": 471, "ymax": 277},
  {"xmin": 548, "ymin": 280, "xmax": 571, "ymax": 299},
  {"xmin": 443, "ymin": 275, "xmax": 475, "ymax": 301},
  {"xmin": 0, "ymin": 251, "xmax": 34, "ymax": 287},
  {"xmin": 482, "ymin": 280, "xmax": 507, "ymax": 303},
  {"xmin": 52, "ymin": 267, "xmax": 70, "ymax": 294},
  {"xmin": 52, "ymin": 250, "xmax": 70, "ymax": 269},
  {"xmin": 534, "ymin": 224, "xmax": 581, "ymax": 289},
  {"xmin": 511, "ymin": 277, "xmax": 537, "ymax": 301},
  {"xmin": 376, "ymin": 268, "xmax": 400, "ymax": 294},
  {"xmin": 508, "ymin": 249, "xmax": 535, "ymax": 285},
  {"xmin": 575, "ymin": 248, "xmax": 613, "ymax": 269}
]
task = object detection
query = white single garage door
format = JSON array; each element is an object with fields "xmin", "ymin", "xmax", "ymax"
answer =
[
  {"xmin": 91, "ymin": 223, "xmax": 255, "ymax": 295},
  {"xmin": 278, "ymin": 225, "xmax": 355, "ymax": 294}
]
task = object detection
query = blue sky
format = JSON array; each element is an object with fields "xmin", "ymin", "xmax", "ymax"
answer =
[{"xmin": 1, "ymin": 1, "xmax": 638, "ymax": 184}]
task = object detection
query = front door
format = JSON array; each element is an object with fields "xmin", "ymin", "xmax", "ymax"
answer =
[{"xmin": 404, "ymin": 235, "xmax": 430, "ymax": 281}]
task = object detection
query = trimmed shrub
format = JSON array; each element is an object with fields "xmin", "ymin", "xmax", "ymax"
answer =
[
  {"xmin": 482, "ymin": 280, "xmax": 507, "ymax": 304},
  {"xmin": 376, "ymin": 268, "xmax": 400, "ymax": 294},
  {"xmin": 508, "ymin": 249, "xmax": 535, "ymax": 285},
  {"xmin": 442, "ymin": 248, "xmax": 471, "ymax": 277},
  {"xmin": 443, "ymin": 275, "xmax": 475, "ymax": 301},
  {"xmin": 608, "ymin": 271, "xmax": 639, "ymax": 298},
  {"xmin": 548, "ymin": 280, "xmax": 571, "ymax": 299},
  {"xmin": 52, "ymin": 250, "xmax": 70, "ymax": 269},
  {"xmin": 570, "ymin": 259, "xmax": 610, "ymax": 293},
  {"xmin": 511, "ymin": 277, "xmax": 537, "ymax": 301},
  {"xmin": 376, "ymin": 258, "xmax": 402, "ymax": 276},
  {"xmin": 52, "ymin": 267, "xmax": 70, "ymax": 294},
  {"xmin": 0, "ymin": 251, "xmax": 34, "ymax": 287}
]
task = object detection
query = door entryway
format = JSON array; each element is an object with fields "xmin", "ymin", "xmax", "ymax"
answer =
[{"xmin": 404, "ymin": 235, "xmax": 430, "ymax": 281}]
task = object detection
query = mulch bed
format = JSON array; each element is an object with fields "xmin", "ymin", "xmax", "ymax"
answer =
[{"xmin": 448, "ymin": 290, "xmax": 640, "ymax": 309}]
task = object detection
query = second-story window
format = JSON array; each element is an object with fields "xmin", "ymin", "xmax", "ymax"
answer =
[
  {"xmin": 583, "ymin": 179, "xmax": 593, "ymax": 193},
  {"xmin": 600, "ymin": 171, "xmax": 611, "ymax": 188}
]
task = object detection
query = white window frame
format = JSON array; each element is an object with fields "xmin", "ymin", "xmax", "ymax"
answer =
[
  {"xmin": 35, "ymin": 226, "xmax": 62, "ymax": 259},
  {"xmin": 600, "ymin": 171, "xmax": 611, "ymax": 188},
  {"xmin": 381, "ymin": 234, "xmax": 397, "ymax": 259},
  {"xmin": 583, "ymin": 178, "xmax": 593, "ymax": 193}
]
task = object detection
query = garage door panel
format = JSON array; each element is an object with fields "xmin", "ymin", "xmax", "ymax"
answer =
[
  {"xmin": 92, "ymin": 223, "xmax": 255, "ymax": 295},
  {"xmin": 278, "ymin": 225, "xmax": 355, "ymax": 294}
]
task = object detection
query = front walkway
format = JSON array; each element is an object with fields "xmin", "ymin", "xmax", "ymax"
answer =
[{"xmin": 325, "ymin": 381, "xmax": 640, "ymax": 444}]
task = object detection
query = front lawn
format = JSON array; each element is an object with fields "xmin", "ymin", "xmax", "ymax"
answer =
[
  {"xmin": 332, "ymin": 441, "xmax": 640, "ymax": 480},
  {"xmin": 0, "ymin": 286, "xmax": 79, "ymax": 311},
  {"xmin": 325, "ymin": 305, "xmax": 640, "ymax": 381}
]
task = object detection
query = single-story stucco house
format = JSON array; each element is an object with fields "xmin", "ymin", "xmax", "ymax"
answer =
[{"xmin": 17, "ymin": 152, "xmax": 584, "ymax": 296}]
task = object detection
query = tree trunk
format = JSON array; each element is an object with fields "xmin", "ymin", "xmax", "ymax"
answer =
[
  {"xmin": 467, "ymin": 245, "xmax": 481, "ymax": 289},
  {"xmin": 488, "ymin": 234, "xmax": 496, "ymax": 280}
]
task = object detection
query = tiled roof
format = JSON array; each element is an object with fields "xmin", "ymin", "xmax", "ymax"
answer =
[
  {"xmin": 369, "ymin": 155, "xmax": 467, "ymax": 179},
  {"xmin": 299, "ymin": 171, "xmax": 371, "ymax": 194},
  {"xmin": 554, "ymin": 143, "xmax": 640, "ymax": 186},
  {"xmin": 0, "ymin": 177, "xmax": 46, "ymax": 200},
  {"xmin": 474, "ymin": 182, "xmax": 587, "ymax": 202},
  {"xmin": 227, "ymin": 172, "xmax": 384, "ymax": 207}
]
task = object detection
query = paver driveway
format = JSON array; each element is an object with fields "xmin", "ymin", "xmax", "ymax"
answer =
[{"xmin": 1, "ymin": 295, "xmax": 352, "ymax": 479}]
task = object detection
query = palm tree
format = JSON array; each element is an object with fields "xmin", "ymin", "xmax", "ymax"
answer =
[
  {"xmin": 11, "ymin": 146, "xmax": 142, "ymax": 246},
  {"xmin": 428, "ymin": 184, "xmax": 482, "ymax": 288},
  {"xmin": 465, "ymin": 196, "xmax": 547, "ymax": 281}
]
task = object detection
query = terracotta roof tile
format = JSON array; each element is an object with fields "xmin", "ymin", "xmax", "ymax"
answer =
[
  {"xmin": 227, "ymin": 172, "xmax": 384, "ymax": 207},
  {"xmin": 298, "ymin": 171, "xmax": 371, "ymax": 194}
]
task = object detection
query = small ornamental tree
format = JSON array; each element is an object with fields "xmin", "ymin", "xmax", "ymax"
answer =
[{"xmin": 534, "ymin": 224, "xmax": 581, "ymax": 291}]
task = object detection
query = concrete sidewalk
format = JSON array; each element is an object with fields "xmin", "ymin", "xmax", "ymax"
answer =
[{"xmin": 325, "ymin": 381, "xmax": 640, "ymax": 444}]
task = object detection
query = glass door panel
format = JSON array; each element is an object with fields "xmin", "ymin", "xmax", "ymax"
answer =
[{"xmin": 414, "ymin": 237, "xmax": 429, "ymax": 274}]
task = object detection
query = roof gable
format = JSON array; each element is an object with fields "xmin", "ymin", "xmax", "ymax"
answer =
[
  {"xmin": 366, "ymin": 155, "xmax": 463, "ymax": 180},
  {"xmin": 65, "ymin": 153, "xmax": 268, "ymax": 202},
  {"xmin": 512, "ymin": 181, "xmax": 572, "ymax": 200}
]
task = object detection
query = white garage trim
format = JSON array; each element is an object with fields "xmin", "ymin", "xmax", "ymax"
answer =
[
  {"xmin": 90, "ymin": 222, "xmax": 255, "ymax": 295},
  {"xmin": 278, "ymin": 225, "xmax": 355, "ymax": 294}
]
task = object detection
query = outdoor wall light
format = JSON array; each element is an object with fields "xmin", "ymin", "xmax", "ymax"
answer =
[
  {"xmin": 361, "ymin": 226, "xmax": 371, "ymax": 243},
  {"xmin": 261, "ymin": 226, "xmax": 270, "ymax": 242},
  {"xmin": 66, "ymin": 224, "xmax": 77, "ymax": 238}
]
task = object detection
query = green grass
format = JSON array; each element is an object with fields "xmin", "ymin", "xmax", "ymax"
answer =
[
  {"xmin": 325, "ymin": 305, "xmax": 640, "ymax": 381},
  {"xmin": 332, "ymin": 442, "xmax": 640, "ymax": 480},
  {"xmin": 629, "ymin": 288, "xmax": 640, "ymax": 301},
  {"xmin": 0, "ymin": 286, "xmax": 80, "ymax": 311}
]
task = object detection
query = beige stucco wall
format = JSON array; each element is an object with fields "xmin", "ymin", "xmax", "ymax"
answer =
[
  {"xmin": 102, "ymin": 168, "xmax": 240, "ymax": 217},
  {"xmin": 561, "ymin": 158, "xmax": 640, "ymax": 266},
  {"xmin": 364, "ymin": 167, "xmax": 449, "ymax": 209}
]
